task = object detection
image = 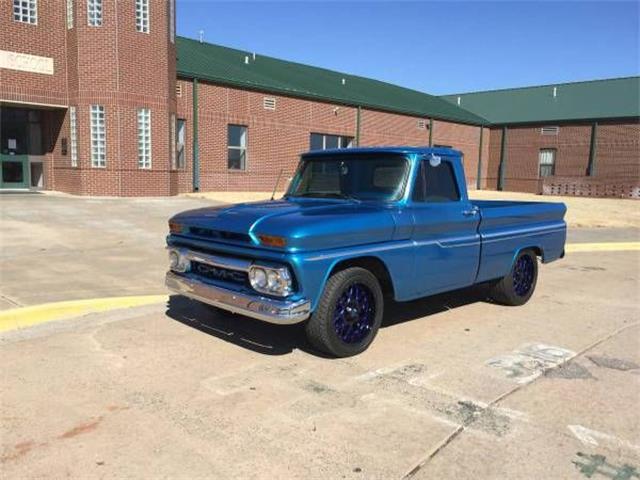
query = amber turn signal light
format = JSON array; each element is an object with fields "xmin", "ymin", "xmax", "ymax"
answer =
[
  {"xmin": 258, "ymin": 235, "xmax": 286, "ymax": 247},
  {"xmin": 169, "ymin": 221, "xmax": 183, "ymax": 234}
]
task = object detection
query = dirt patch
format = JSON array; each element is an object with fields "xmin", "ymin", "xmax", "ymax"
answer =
[
  {"xmin": 436, "ymin": 400, "xmax": 511, "ymax": 437},
  {"xmin": 545, "ymin": 361, "xmax": 595, "ymax": 380},
  {"xmin": 0, "ymin": 441, "xmax": 37, "ymax": 463},
  {"xmin": 587, "ymin": 355, "xmax": 640, "ymax": 371}
]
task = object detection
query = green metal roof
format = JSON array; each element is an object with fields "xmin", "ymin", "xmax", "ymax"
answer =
[
  {"xmin": 441, "ymin": 77, "xmax": 640, "ymax": 125},
  {"xmin": 176, "ymin": 36, "xmax": 487, "ymax": 125}
]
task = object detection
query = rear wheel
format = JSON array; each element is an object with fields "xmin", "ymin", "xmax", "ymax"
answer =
[
  {"xmin": 489, "ymin": 249, "xmax": 538, "ymax": 306},
  {"xmin": 305, "ymin": 267, "xmax": 383, "ymax": 357}
]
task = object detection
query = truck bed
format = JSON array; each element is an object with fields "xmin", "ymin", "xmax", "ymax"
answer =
[{"xmin": 470, "ymin": 199, "xmax": 567, "ymax": 283}]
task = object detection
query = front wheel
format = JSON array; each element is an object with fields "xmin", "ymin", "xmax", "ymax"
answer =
[
  {"xmin": 305, "ymin": 267, "xmax": 384, "ymax": 357},
  {"xmin": 489, "ymin": 249, "xmax": 538, "ymax": 306}
]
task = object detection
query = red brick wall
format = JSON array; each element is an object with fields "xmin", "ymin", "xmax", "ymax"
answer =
[
  {"xmin": 2, "ymin": 0, "xmax": 176, "ymax": 196},
  {"xmin": 176, "ymin": 79, "xmax": 486, "ymax": 193},
  {"xmin": 483, "ymin": 121, "xmax": 640, "ymax": 197}
]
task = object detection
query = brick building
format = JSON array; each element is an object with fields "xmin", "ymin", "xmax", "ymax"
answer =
[{"xmin": 1, "ymin": 0, "xmax": 639, "ymax": 197}]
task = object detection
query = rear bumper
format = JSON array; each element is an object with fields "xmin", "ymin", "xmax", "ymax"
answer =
[{"xmin": 165, "ymin": 271, "xmax": 311, "ymax": 325}]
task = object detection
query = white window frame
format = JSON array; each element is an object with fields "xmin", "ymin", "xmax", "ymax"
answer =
[
  {"xmin": 13, "ymin": 0, "xmax": 38, "ymax": 25},
  {"xmin": 87, "ymin": 0, "xmax": 102, "ymax": 27},
  {"xmin": 66, "ymin": 0, "xmax": 74, "ymax": 29},
  {"xmin": 541, "ymin": 126, "xmax": 560, "ymax": 136},
  {"xmin": 135, "ymin": 0, "xmax": 149, "ymax": 33},
  {"xmin": 170, "ymin": 113, "xmax": 176, "ymax": 170},
  {"xmin": 70, "ymin": 107, "xmax": 78, "ymax": 167},
  {"xmin": 137, "ymin": 108, "xmax": 152, "ymax": 169},
  {"xmin": 176, "ymin": 118, "xmax": 186, "ymax": 170},
  {"xmin": 90, "ymin": 105, "xmax": 106, "ymax": 168},
  {"xmin": 539, "ymin": 149, "xmax": 556, "ymax": 178},
  {"xmin": 227, "ymin": 124, "xmax": 247, "ymax": 171}
]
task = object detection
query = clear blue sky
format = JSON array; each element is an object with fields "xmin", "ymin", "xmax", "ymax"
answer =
[{"xmin": 177, "ymin": 1, "xmax": 639, "ymax": 95}]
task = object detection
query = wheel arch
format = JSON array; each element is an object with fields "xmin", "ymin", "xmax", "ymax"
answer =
[{"xmin": 327, "ymin": 256, "xmax": 395, "ymax": 300}]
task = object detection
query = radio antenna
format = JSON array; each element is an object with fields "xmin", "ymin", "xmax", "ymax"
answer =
[{"xmin": 271, "ymin": 168, "xmax": 284, "ymax": 201}]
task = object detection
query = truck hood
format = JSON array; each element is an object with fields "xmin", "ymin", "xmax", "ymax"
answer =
[{"xmin": 171, "ymin": 199, "xmax": 398, "ymax": 252}]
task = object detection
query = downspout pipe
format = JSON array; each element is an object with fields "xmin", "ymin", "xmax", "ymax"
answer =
[
  {"xmin": 355, "ymin": 106, "xmax": 361, "ymax": 147},
  {"xmin": 476, "ymin": 126, "xmax": 484, "ymax": 190},
  {"xmin": 192, "ymin": 78, "xmax": 200, "ymax": 192},
  {"xmin": 498, "ymin": 126, "xmax": 508, "ymax": 191},
  {"xmin": 587, "ymin": 121, "xmax": 598, "ymax": 177},
  {"xmin": 428, "ymin": 118, "xmax": 434, "ymax": 147}
]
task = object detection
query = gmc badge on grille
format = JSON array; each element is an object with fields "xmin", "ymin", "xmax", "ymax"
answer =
[{"xmin": 196, "ymin": 263, "xmax": 246, "ymax": 283}]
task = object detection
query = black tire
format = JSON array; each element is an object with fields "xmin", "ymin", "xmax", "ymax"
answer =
[
  {"xmin": 305, "ymin": 267, "xmax": 384, "ymax": 357},
  {"xmin": 489, "ymin": 249, "xmax": 538, "ymax": 306}
]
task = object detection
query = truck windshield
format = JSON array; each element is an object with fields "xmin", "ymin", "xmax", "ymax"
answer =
[{"xmin": 286, "ymin": 154, "xmax": 410, "ymax": 201}]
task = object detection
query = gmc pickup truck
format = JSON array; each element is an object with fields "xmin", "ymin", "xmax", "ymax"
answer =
[{"xmin": 166, "ymin": 147, "xmax": 567, "ymax": 357}]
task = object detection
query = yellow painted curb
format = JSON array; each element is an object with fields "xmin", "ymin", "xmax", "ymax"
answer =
[
  {"xmin": 565, "ymin": 242, "xmax": 640, "ymax": 253},
  {"xmin": 0, "ymin": 295, "xmax": 168, "ymax": 333}
]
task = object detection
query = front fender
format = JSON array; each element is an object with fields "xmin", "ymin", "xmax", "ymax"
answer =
[{"xmin": 290, "ymin": 240, "xmax": 416, "ymax": 311}]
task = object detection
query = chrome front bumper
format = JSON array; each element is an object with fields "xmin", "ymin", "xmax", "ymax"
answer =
[{"xmin": 165, "ymin": 271, "xmax": 311, "ymax": 325}]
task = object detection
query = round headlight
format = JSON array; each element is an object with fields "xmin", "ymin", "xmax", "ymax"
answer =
[
  {"xmin": 267, "ymin": 270, "xmax": 279, "ymax": 289},
  {"xmin": 250, "ymin": 267, "xmax": 267, "ymax": 288}
]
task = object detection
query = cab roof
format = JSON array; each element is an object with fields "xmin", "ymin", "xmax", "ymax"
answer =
[{"xmin": 301, "ymin": 146, "xmax": 463, "ymax": 159}]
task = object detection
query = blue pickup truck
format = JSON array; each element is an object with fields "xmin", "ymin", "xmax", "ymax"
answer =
[{"xmin": 166, "ymin": 147, "xmax": 566, "ymax": 357}]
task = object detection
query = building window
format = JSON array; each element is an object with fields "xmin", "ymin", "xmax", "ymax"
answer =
[
  {"xmin": 309, "ymin": 133, "xmax": 353, "ymax": 151},
  {"xmin": 539, "ymin": 149, "xmax": 556, "ymax": 177},
  {"xmin": 69, "ymin": 107, "xmax": 78, "ymax": 167},
  {"xmin": 176, "ymin": 118, "xmax": 186, "ymax": 169},
  {"xmin": 87, "ymin": 0, "xmax": 102, "ymax": 26},
  {"xmin": 137, "ymin": 108, "xmax": 151, "ymax": 169},
  {"xmin": 227, "ymin": 125, "xmax": 247, "ymax": 170},
  {"xmin": 135, "ymin": 0, "xmax": 149, "ymax": 33},
  {"xmin": 13, "ymin": 0, "xmax": 38, "ymax": 24},
  {"xmin": 90, "ymin": 105, "xmax": 106, "ymax": 167},
  {"xmin": 169, "ymin": 0, "xmax": 175, "ymax": 43},
  {"xmin": 66, "ymin": 0, "xmax": 73, "ymax": 28}
]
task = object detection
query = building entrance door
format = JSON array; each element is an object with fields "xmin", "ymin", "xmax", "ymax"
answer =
[{"xmin": 1, "ymin": 107, "xmax": 44, "ymax": 189}]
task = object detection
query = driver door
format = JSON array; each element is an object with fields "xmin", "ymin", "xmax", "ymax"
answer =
[{"xmin": 409, "ymin": 156, "xmax": 481, "ymax": 297}]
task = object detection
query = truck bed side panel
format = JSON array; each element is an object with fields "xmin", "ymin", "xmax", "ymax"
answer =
[{"xmin": 473, "ymin": 200, "xmax": 567, "ymax": 283}]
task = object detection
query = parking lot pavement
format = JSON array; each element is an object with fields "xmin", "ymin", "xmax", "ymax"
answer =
[
  {"xmin": 1, "ymin": 193, "xmax": 639, "ymax": 479},
  {"xmin": 0, "ymin": 193, "xmax": 217, "ymax": 308}
]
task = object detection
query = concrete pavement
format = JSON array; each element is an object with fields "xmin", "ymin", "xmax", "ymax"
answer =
[{"xmin": 0, "ymin": 192, "xmax": 638, "ymax": 479}]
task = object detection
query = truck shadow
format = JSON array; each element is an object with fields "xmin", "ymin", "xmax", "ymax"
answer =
[{"xmin": 165, "ymin": 285, "xmax": 491, "ymax": 357}]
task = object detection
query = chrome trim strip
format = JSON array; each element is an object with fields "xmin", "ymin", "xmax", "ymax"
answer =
[{"xmin": 165, "ymin": 272, "xmax": 310, "ymax": 325}]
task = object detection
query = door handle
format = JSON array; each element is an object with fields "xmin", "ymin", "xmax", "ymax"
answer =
[{"xmin": 462, "ymin": 207, "xmax": 479, "ymax": 216}]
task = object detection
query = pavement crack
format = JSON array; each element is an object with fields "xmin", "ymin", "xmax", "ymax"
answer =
[{"xmin": 401, "ymin": 321, "xmax": 640, "ymax": 479}]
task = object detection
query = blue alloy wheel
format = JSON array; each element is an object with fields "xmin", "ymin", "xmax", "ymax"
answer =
[
  {"xmin": 332, "ymin": 283, "xmax": 376, "ymax": 344},
  {"xmin": 513, "ymin": 254, "xmax": 535, "ymax": 296}
]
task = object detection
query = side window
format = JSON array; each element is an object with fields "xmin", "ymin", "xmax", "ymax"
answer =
[{"xmin": 413, "ymin": 159, "xmax": 460, "ymax": 203}]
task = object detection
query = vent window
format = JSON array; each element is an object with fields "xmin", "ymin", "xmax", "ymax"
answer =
[
  {"xmin": 66, "ymin": 0, "xmax": 73, "ymax": 29},
  {"xmin": 417, "ymin": 120, "xmax": 427, "ymax": 130},
  {"xmin": 13, "ymin": 0, "xmax": 38, "ymax": 24},
  {"xmin": 137, "ymin": 108, "xmax": 152, "ymax": 169},
  {"xmin": 263, "ymin": 97, "xmax": 276, "ymax": 110},
  {"xmin": 135, "ymin": 0, "xmax": 149, "ymax": 33},
  {"xmin": 70, "ymin": 106, "xmax": 78, "ymax": 167},
  {"xmin": 87, "ymin": 0, "xmax": 102, "ymax": 26},
  {"xmin": 541, "ymin": 126, "xmax": 560, "ymax": 135},
  {"xmin": 176, "ymin": 83, "xmax": 182, "ymax": 98},
  {"xmin": 90, "ymin": 105, "xmax": 106, "ymax": 167}
]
